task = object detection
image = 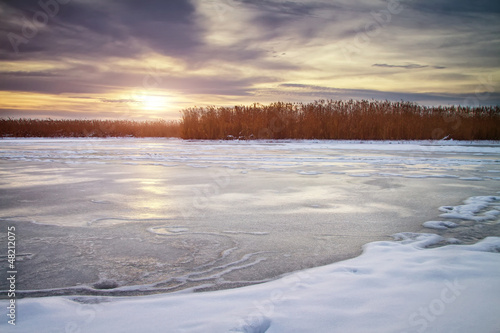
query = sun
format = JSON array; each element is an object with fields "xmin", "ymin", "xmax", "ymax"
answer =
[
  {"xmin": 142, "ymin": 95, "xmax": 167, "ymax": 110},
  {"xmin": 133, "ymin": 93, "xmax": 170, "ymax": 111}
]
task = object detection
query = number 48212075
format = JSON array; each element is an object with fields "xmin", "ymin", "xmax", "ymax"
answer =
[{"xmin": 7, "ymin": 226, "xmax": 16, "ymax": 269}]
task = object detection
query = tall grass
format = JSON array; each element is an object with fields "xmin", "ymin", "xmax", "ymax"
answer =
[
  {"xmin": 180, "ymin": 100, "xmax": 500, "ymax": 140},
  {"xmin": 0, "ymin": 119, "xmax": 180, "ymax": 138},
  {"xmin": 1, "ymin": 100, "xmax": 499, "ymax": 140}
]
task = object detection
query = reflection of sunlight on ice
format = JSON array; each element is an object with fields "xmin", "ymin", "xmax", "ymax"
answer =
[
  {"xmin": 128, "ymin": 165, "xmax": 172, "ymax": 218},
  {"xmin": 133, "ymin": 192, "xmax": 168, "ymax": 219},
  {"xmin": 141, "ymin": 181, "xmax": 168, "ymax": 195}
]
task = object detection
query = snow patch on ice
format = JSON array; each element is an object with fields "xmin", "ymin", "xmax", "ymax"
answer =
[
  {"xmin": 439, "ymin": 196, "xmax": 500, "ymax": 221},
  {"xmin": 378, "ymin": 172, "xmax": 403, "ymax": 177},
  {"xmin": 348, "ymin": 173, "xmax": 372, "ymax": 177},
  {"xmin": 423, "ymin": 220, "xmax": 459, "ymax": 230},
  {"xmin": 222, "ymin": 231, "xmax": 270, "ymax": 236},
  {"xmin": 187, "ymin": 164, "xmax": 210, "ymax": 168},
  {"xmin": 428, "ymin": 174, "xmax": 460, "ymax": 179},
  {"xmin": 148, "ymin": 226, "xmax": 190, "ymax": 235},
  {"xmin": 297, "ymin": 170, "xmax": 322, "ymax": 175},
  {"xmin": 391, "ymin": 232, "xmax": 445, "ymax": 248}
]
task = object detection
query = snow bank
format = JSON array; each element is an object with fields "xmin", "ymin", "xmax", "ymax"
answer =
[{"xmin": 2, "ymin": 234, "xmax": 499, "ymax": 333}]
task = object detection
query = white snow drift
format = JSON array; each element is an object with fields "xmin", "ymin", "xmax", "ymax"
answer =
[{"xmin": 1, "ymin": 233, "xmax": 499, "ymax": 333}]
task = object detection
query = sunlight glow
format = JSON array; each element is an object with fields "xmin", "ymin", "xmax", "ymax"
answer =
[{"xmin": 132, "ymin": 93, "xmax": 171, "ymax": 112}]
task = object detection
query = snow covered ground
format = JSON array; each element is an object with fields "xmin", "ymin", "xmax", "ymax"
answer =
[
  {"xmin": 1, "ymin": 139, "xmax": 500, "ymax": 332},
  {"xmin": 1, "ymin": 232, "xmax": 500, "ymax": 332}
]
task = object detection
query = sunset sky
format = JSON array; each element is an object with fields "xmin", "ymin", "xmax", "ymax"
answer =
[{"xmin": 0, "ymin": 0, "xmax": 499, "ymax": 120}]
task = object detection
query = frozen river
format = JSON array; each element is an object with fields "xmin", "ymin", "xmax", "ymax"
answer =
[{"xmin": 1, "ymin": 138, "xmax": 499, "ymax": 297}]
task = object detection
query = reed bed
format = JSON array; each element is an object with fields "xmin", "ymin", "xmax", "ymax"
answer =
[
  {"xmin": 0, "ymin": 118, "xmax": 180, "ymax": 138},
  {"xmin": 1, "ymin": 100, "xmax": 499, "ymax": 140},
  {"xmin": 180, "ymin": 100, "xmax": 500, "ymax": 140}
]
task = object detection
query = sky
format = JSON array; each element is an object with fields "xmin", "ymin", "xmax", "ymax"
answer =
[{"xmin": 0, "ymin": 0, "xmax": 499, "ymax": 120}]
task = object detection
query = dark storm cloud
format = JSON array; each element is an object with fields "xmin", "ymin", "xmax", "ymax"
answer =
[
  {"xmin": 237, "ymin": 0, "xmax": 335, "ymax": 19},
  {"xmin": 407, "ymin": 0, "xmax": 500, "ymax": 15},
  {"xmin": 0, "ymin": 0, "xmax": 272, "ymax": 97},
  {"xmin": 0, "ymin": 0, "xmax": 201, "ymax": 60},
  {"xmin": 113, "ymin": 0, "xmax": 202, "ymax": 56},
  {"xmin": 234, "ymin": 0, "xmax": 342, "ymax": 40}
]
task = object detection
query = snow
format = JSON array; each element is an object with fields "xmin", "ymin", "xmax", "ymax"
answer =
[
  {"xmin": 297, "ymin": 170, "xmax": 322, "ymax": 175},
  {"xmin": 348, "ymin": 173, "xmax": 372, "ymax": 177},
  {"xmin": 1, "ymin": 234, "xmax": 499, "ymax": 333},
  {"xmin": 423, "ymin": 221, "xmax": 459, "ymax": 230},
  {"xmin": 459, "ymin": 177, "xmax": 483, "ymax": 181},
  {"xmin": 1, "ymin": 139, "xmax": 500, "ymax": 171},
  {"xmin": 439, "ymin": 196, "xmax": 500, "ymax": 222}
]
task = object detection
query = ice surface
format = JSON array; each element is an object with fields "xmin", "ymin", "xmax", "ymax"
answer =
[
  {"xmin": 0, "ymin": 139, "xmax": 500, "ymax": 331},
  {"xmin": 1, "ymin": 139, "xmax": 499, "ymax": 297}
]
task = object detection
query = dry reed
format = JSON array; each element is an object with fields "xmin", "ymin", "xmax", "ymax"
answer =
[{"xmin": 1, "ymin": 100, "xmax": 499, "ymax": 140}]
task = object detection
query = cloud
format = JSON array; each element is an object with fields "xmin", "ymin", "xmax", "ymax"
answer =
[
  {"xmin": 233, "ymin": 0, "xmax": 344, "ymax": 40},
  {"xmin": 408, "ymin": 0, "xmax": 500, "ymax": 15},
  {"xmin": 0, "ymin": 70, "xmax": 61, "ymax": 77},
  {"xmin": 100, "ymin": 98, "xmax": 140, "ymax": 104},
  {"xmin": 0, "ymin": 0, "xmax": 498, "ymax": 119},
  {"xmin": 0, "ymin": 60, "xmax": 274, "ymax": 97},
  {"xmin": 372, "ymin": 64, "xmax": 446, "ymax": 70},
  {"xmin": 275, "ymin": 83, "xmax": 500, "ymax": 106},
  {"xmin": 0, "ymin": 0, "xmax": 202, "ymax": 60}
]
